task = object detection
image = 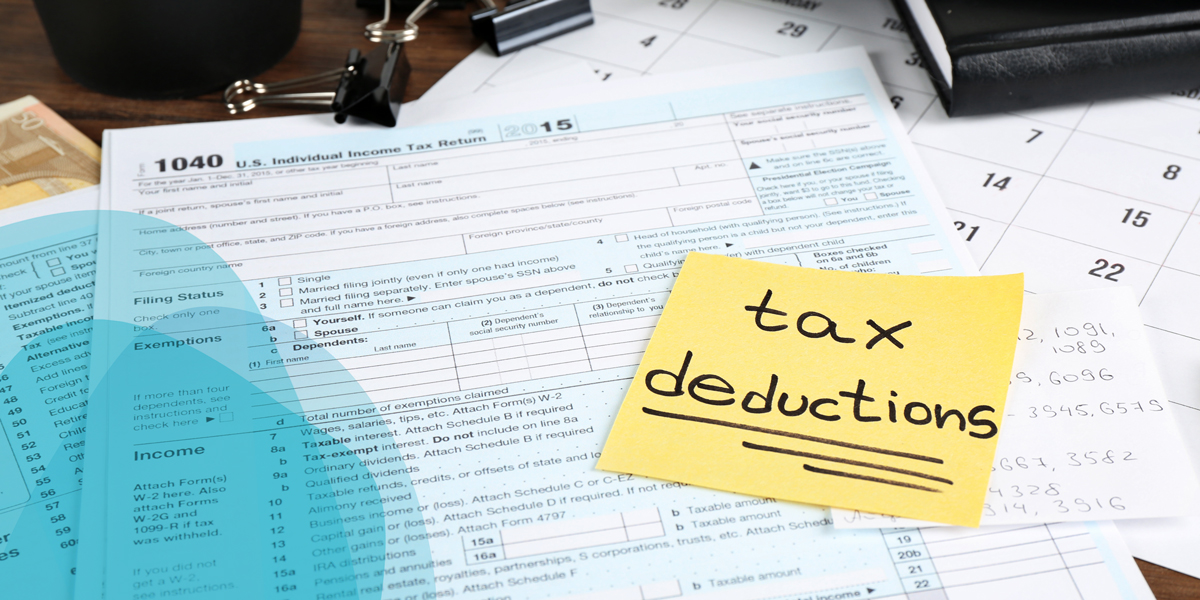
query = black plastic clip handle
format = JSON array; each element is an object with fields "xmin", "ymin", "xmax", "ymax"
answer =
[
  {"xmin": 471, "ymin": 0, "xmax": 593, "ymax": 56},
  {"xmin": 333, "ymin": 42, "xmax": 412, "ymax": 126},
  {"xmin": 223, "ymin": 42, "xmax": 411, "ymax": 127}
]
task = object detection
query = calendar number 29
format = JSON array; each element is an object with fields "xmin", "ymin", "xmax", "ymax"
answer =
[{"xmin": 777, "ymin": 22, "xmax": 808, "ymax": 37}]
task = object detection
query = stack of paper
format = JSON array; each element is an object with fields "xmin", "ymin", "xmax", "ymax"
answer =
[
  {"xmin": 431, "ymin": 0, "xmax": 1200, "ymax": 582},
  {"xmin": 1, "ymin": 2, "xmax": 1197, "ymax": 597}
]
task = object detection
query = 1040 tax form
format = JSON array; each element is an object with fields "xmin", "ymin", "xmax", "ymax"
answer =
[{"xmin": 64, "ymin": 49, "xmax": 1152, "ymax": 600}]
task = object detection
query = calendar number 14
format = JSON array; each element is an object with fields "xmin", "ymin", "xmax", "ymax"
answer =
[{"xmin": 983, "ymin": 173, "xmax": 1011, "ymax": 190}]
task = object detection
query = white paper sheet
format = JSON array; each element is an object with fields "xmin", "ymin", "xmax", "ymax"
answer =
[{"xmin": 833, "ymin": 288, "xmax": 1200, "ymax": 527}]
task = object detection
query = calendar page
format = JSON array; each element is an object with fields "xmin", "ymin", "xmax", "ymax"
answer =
[{"xmin": 425, "ymin": 0, "xmax": 1200, "ymax": 576}]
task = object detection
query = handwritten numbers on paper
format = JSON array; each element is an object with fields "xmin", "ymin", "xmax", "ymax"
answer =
[
  {"xmin": 1050, "ymin": 340, "xmax": 1108, "ymax": 355},
  {"xmin": 1067, "ymin": 450, "xmax": 1136, "ymax": 467},
  {"xmin": 1054, "ymin": 323, "xmax": 1110, "ymax": 338},
  {"xmin": 1026, "ymin": 129, "xmax": 1044, "ymax": 143},
  {"xmin": 989, "ymin": 482, "xmax": 1061, "ymax": 498},
  {"xmin": 1021, "ymin": 321, "xmax": 1116, "ymax": 357},
  {"xmin": 926, "ymin": 291, "xmax": 1199, "ymax": 525},
  {"xmin": 1048, "ymin": 368, "xmax": 1112, "ymax": 385},
  {"xmin": 1054, "ymin": 497, "xmax": 1126, "ymax": 514}
]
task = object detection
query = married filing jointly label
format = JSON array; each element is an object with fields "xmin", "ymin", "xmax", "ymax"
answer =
[{"xmin": 599, "ymin": 253, "xmax": 1024, "ymax": 527}]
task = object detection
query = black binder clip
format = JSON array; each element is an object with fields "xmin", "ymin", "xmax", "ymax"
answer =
[
  {"xmin": 471, "ymin": 0, "xmax": 593, "ymax": 56},
  {"xmin": 223, "ymin": 0, "xmax": 430, "ymax": 127}
]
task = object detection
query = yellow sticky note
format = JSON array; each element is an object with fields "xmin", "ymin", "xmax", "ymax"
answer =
[{"xmin": 597, "ymin": 253, "xmax": 1023, "ymax": 526}]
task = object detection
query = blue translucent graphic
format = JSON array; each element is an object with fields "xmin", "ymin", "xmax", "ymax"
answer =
[
  {"xmin": 0, "ymin": 211, "xmax": 431, "ymax": 600},
  {"xmin": 0, "ymin": 210, "xmax": 97, "ymax": 599},
  {"xmin": 0, "ymin": 320, "xmax": 93, "ymax": 599}
]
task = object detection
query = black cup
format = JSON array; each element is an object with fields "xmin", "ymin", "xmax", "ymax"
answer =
[{"xmin": 32, "ymin": 0, "xmax": 302, "ymax": 99}]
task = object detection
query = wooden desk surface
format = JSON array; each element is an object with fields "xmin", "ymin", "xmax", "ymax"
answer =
[
  {"xmin": 0, "ymin": 0, "xmax": 480, "ymax": 143},
  {"xmin": 1, "ymin": 0, "xmax": 1197, "ymax": 597}
]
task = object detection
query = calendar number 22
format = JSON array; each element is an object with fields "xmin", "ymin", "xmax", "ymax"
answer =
[{"xmin": 1088, "ymin": 259, "xmax": 1124, "ymax": 282}]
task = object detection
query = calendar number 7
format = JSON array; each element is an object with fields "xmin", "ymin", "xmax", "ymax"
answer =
[{"xmin": 1026, "ymin": 129, "xmax": 1043, "ymax": 143}]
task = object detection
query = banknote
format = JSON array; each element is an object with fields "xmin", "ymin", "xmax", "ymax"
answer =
[{"xmin": 0, "ymin": 95, "xmax": 101, "ymax": 211}]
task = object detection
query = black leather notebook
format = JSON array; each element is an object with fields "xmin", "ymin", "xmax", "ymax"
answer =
[{"xmin": 893, "ymin": 0, "xmax": 1200, "ymax": 116}]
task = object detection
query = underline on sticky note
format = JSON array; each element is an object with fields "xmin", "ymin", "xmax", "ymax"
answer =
[
  {"xmin": 741, "ymin": 441, "xmax": 954, "ymax": 486},
  {"xmin": 641, "ymin": 407, "xmax": 945, "ymax": 464},
  {"xmin": 802, "ymin": 464, "xmax": 942, "ymax": 493}
]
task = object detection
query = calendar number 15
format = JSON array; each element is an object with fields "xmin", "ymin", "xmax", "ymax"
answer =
[{"xmin": 1121, "ymin": 209, "xmax": 1150, "ymax": 228}]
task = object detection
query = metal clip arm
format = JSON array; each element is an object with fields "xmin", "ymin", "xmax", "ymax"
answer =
[
  {"xmin": 365, "ymin": 0, "xmax": 438, "ymax": 43},
  {"xmin": 221, "ymin": 0, "xmax": 425, "ymax": 125},
  {"xmin": 224, "ymin": 68, "xmax": 347, "ymax": 114}
]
